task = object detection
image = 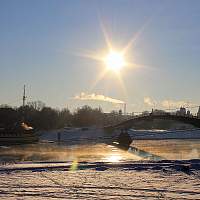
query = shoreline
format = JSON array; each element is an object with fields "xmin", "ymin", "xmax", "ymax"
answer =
[{"xmin": 0, "ymin": 159, "xmax": 199, "ymax": 172}]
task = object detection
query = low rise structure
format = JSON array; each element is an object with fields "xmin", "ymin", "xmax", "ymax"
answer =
[
  {"xmin": 197, "ymin": 106, "xmax": 200, "ymax": 118},
  {"xmin": 176, "ymin": 107, "xmax": 186, "ymax": 116}
]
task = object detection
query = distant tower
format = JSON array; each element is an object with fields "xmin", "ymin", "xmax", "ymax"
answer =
[{"xmin": 197, "ymin": 106, "xmax": 200, "ymax": 118}]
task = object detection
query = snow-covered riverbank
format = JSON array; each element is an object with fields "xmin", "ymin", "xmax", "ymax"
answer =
[
  {"xmin": 0, "ymin": 160, "xmax": 199, "ymax": 199},
  {"xmin": 128, "ymin": 129, "xmax": 200, "ymax": 140},
  {"xmin": 39, "ymin": 128, "xmax": 118, "ymax": 145},
  {"xmin": 39, "ymin": 128, "xmax": 200, "ymax": 146}
]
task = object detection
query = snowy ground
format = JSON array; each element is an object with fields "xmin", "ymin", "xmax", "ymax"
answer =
[{"xmin": 0, "ymin": 160, "xmax": 199, "ymax": 199}]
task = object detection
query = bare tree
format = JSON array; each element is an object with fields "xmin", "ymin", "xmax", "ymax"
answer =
[{"xmin": 27, "ymin": 101, "xmax": 45, "ymax": 111}]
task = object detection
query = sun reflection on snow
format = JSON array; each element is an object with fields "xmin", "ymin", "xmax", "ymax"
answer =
[{"xmin": 104, "ymin": 154, "xmax": 122, "ymax": 163}]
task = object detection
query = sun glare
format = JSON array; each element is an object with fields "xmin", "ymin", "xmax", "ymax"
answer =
[
  {"xmin": 105, "ymin": 154, "xmax": 122, "ymax": 163},
  {"xmin": 104, "ymin": 51, "xmax": 125, "ymax": 72},
  {"xmin": 77, "ymin": 20, "xmax": 144, "ymax": 93}
]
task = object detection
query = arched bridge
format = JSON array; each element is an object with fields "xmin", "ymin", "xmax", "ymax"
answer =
[{"xmin": 105, "ymin": 114, "xmax": 200, "ymax": 131}]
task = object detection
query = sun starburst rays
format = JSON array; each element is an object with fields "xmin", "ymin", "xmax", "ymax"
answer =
[
  {"xmin": 75, "ymin": 20, "xmax": 148, "ymax": 96},
  {"xmin": 89, "ymin": 68, "xmax": 108, "ymax": 91},
  {"xmin": 100, "ymin": 20, "xmax": 113, "ymax": 51}
]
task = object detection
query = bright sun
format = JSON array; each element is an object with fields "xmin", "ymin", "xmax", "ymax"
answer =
[{"xmin": 104, "ymin": 51, "xmax": 125, "ymax": 72}]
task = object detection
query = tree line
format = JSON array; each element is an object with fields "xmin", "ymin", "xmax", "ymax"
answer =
[
  {"xmin": 0, "ymin": 101, "xmax": 125, "ymax": 130},
  {"xmin": 1, "ymin": 101, "xmax": 189, "ymax": 130}
]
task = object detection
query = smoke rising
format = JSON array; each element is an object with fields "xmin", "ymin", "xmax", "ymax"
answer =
[{"xmin": 74, "ymin": 92, "xmax": 125, "ymax": 104}]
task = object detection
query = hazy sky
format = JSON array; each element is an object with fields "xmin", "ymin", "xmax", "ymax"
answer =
[{"xmin": 0, "ymin": 0, "xmax": 200, "ymax": 112}]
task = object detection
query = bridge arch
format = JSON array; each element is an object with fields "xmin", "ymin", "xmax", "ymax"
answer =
[{"xmin": 105, "ymin": 114, "xmax": 200, "ymax": 130}]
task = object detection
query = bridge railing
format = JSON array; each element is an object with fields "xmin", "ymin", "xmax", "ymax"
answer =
[{"xmin": 125, "ymin": 111, "xmax": 199, "ymax": 119}]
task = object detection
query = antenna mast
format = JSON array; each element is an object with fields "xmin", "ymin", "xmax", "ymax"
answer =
[{"xmin": 23, "ymin": 85, "xmax": 26, "ymax": 107}]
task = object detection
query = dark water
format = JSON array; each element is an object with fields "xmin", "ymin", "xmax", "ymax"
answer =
[{"xmin": 0, "ymin": 139, "xmax": 199, "ymax": 163}]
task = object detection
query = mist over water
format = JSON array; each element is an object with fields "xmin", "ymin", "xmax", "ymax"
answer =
[
  {"xmin": 0, "ymin": 143, "xmax": 136, "ymax": 163},
  {"xmin": 0, "ymin": 139, "xmax": 199, "ymax": 163},
  {"xmin": 131, "ymin": 139, "xmax": 200, "ymax": 160}
]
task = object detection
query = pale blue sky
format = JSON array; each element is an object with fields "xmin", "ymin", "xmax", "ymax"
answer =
[{"xmin": 0, "ymin": 0, "xmax": 200, "ymax": 112}]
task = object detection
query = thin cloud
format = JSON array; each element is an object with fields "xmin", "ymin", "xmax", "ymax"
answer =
[
  {"xmin": 144, "ymin": 97, "xmax": 197, "ymax": 110},
  {"xmin": 161, "ymin": 100, "xmax": 196, "ymax": 109},
  {"xmin": 74, "ymin": 92, "xmax": 125, "ymax": 104}
]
